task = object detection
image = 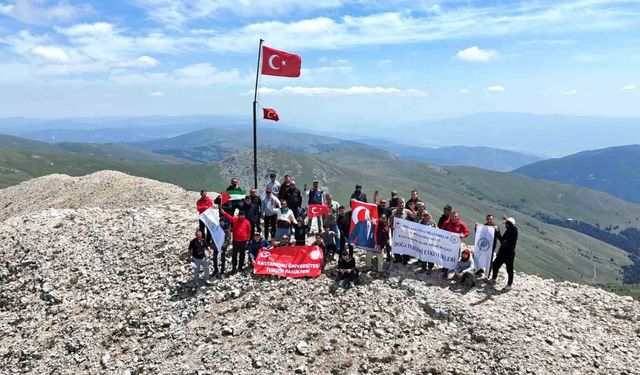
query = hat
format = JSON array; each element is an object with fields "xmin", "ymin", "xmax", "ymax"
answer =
[
  {"xmin": 266, "ymin": 188, "xmax": 272, "ymax": 193},
  {"xmin": 462, "ymin": 248, "xmax": 471, "ymax": 256},
  {"xmin": 391, "ymin": 190, "xmax": 398, "ymax": 196},
  {"xmin": 506, "ymin": 217, "xmax": 516, "ymax": 225}
]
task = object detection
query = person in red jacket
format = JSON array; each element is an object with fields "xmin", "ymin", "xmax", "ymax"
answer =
[
  {"xmin": 440, "ymin": 211, "xmax": 470, "ymax": 279},
  {"xmin": 220, "ymin": 208, "xmax": 252, "ymax": 273},
  {"xmin": 196, "ymin": 190, "xmax": 213, "ymax": 241}
]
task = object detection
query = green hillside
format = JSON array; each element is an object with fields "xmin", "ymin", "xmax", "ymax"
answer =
[
  {"xmin": 0, "ymin": 146, "xmax": 638, "ymax": 285},
  {"xmin": 515, "ymin": 144, "xmax": 640, "ymax": 204}
]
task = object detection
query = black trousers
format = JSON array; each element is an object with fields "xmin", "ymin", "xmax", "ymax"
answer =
[
  {"xmin": 250, "ymin": 220, "xmax": 261, "ymax": 238},
  {"xmin": 339, "ymin": 235, "xmax": 353, "ymax": 256},
  {"xmin": 213, "ymin": 247, "xmax": 226, "ymax": 273},
  {"xmin": 231, "ymin": 241, "xmax": 248, "ymax": 272},
  {"xmin": 338, "ymin": 269, "xmax": 359, "ymax": 282},
  {"xmin": 492, "ymin": 250, "xmax": 515, "ymax": 285},
  {"xmin": 198, "ymin": 220, "xmax": 212, "ymax": 242},
  {"xmin": 264, "ymin": 214, "xmax": 276, "ymax": 239}
]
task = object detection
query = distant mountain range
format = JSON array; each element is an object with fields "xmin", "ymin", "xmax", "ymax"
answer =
[
  {"xmin": 515, "ymin": 145, "xmax": 640, "ymax": 204},
  {"xmin": 2, "ymin": 132, "xmax": 640, "ymax": 286}
]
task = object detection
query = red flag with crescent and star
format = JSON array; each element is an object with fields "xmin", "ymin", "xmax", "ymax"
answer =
[
  {"xmin": 263, "ymin": 108, "xmax": 279, "ymax": 122},
  {"xmin": 307, "ymin": 204, "xmax": 329, "ymax": 218},
  {"xmin": 261, "ymin": 46, "xmax": 301, "ymax": 77}
]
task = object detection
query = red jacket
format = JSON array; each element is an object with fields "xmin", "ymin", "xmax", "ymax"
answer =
[
  {"xmin": 223, "ymin": 211, "xmax": 252, "ymax": 242},
  {"xmin": 442, "ymin": 219, "xmax": 470, "ymax": 238},
  {"xmin": 196, "ymin": 196, "xmax": 213, "ymax": 214}
]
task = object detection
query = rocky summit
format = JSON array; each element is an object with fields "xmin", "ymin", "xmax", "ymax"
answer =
[{"xmin": 1, "ymin": 171, "xmax": 639, "ymax": 375}]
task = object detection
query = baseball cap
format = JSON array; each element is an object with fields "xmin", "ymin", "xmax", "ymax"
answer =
[
  {"xmin": 506, "ymin": 217, "xmax": 516, "ymax": 225},
  {"xmin": 266, "ymin": 188, "xmax": 272, "ymax": 193}
]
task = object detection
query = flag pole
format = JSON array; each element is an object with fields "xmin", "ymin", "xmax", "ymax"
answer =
[{"xmin": 252, "ymin": 39, "xmax": 264, "ymax": 190}]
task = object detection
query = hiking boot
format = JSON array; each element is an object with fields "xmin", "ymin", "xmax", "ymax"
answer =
[{"xmin": 503, "ymin": 285, "xmax": 512, "ymax": 291}]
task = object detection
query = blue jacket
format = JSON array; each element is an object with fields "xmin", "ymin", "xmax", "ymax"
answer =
[{"xmin": 248, "ymin": 238, "xmax": 270, "ymax": 260}]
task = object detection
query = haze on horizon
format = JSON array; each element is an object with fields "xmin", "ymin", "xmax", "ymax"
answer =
[{"xmin": 0, "ymin": 0, "xmax": 639, "ymax": 133}]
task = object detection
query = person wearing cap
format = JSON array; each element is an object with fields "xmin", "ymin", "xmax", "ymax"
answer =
[
  {"xmin": 274, "ymin": 200, "xmax": 296, "ymax": 240},
  {"xmin": 453, "ymin": 248, "xmax": 474, "ymax": 284},
  {"xmin": 220, "ymin": 208, "xmax": 252, "ymax": 273},
  {"xmin": 491, "ymin": 215, "xmax": 519, "ymax": 290},
  {"xmin": 337, "ymin": 250, "xmax": 359, "ymax": 288},
  {"xmin": 441, "ymin": 212, "xmax": 470, "ymax": 279},
  {"xmin": 262, "ymin": 187, "xmax": 281, "ymax": 240},
  {"xmin": 266, "ymin": 173, "xmax": 281, "ymax": 195},
  {"xmin": 247, "ymin": 232, "xmax": 269, "ymax": 268},
  {"xmin": 304, "ymin": 180, "xmax": 325, "ymax": 231},
  {"xmin": 350, "ymin": 184, "xmax": 367, "ymax": 203},
  {"xmin": 368, "ymin": 214, "xmax": 389, "ymax": 272},
  {"xmin": 293, "ymin": 216, "xmax": 309, "ymax": 246},
  {"xmin": 196, "ymin": 190, "xmax": 214, "ymax": 242}
]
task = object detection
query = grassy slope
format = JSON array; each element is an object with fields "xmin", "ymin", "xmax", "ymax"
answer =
[{"xmin": 0, "ymin": 146, "xmax": 636, "ymax": 284}]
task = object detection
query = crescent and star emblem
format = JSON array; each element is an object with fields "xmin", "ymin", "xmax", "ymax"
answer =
[
  {"xmin": 268, "ymin": 54, "xmax": 286, "ymax": 70},
  {"xmin": 311, "ymin": 206, "xmax": 320, "ymax": 215},
  {"xmin": 351, "ymin": 206, "xmax": 369, "ymax": 225}
]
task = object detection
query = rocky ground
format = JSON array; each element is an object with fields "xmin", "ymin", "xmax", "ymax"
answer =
[{"xmin": 1, "ymin": 171, "xmax": 639, "ymax": 375}]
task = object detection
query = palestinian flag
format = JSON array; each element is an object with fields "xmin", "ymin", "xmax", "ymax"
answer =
[{"xmin": 221, "ymin": 189, "xmax": 246, "ymax": 206}]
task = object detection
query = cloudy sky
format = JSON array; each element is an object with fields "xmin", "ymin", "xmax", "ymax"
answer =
[{"xmin": 0, "ymin": 0, "xmax": 639, "ymax": 127}]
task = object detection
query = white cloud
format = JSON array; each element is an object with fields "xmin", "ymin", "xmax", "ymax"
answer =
[
  {"xmin": 487, "ymin": 85, "xmax": 505, "ymax": 92},
  {"xmin": 621, "ymin": 84, "xmax": 636, "ymax": 91},
  {"xmin": 459, "ymin": 88, "xmax": 471, "ymax": 94},
  {"xmin": 120, "ymin": 56, "xmax": 160, "ymax": 68},
  {"xmin": 254, "ymin": 86, "xmax": 426, "ymax": 96},
  {"xmin": 562, "ymin": 89, "xmax": 579, "ymax": 95},
  {"xmin": 1, "ymin": 0, "xmax": 93, "ymax": 25},
  {"xmin": 456, "ymin": 46, "xmax": 499, "ymax": 63},
  {"xmin": 149, "ymin": 91, "xmax": 164, "ymax": 97},
  {"xmin": 30, "ymin": 45, "xmax": 70, "ymax": 63},
  {"xmin": 111, "ymin": 63, "xmax": 244, "ymax": 86}
]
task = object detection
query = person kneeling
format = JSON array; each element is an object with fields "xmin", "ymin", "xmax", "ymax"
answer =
[
  {"xmin": 248, "ymin": 232, "xmax": 269, "ymax": 268},
  {"xmin": 453, "ymin": 248, "xmax": 475, "ymax": 286},
  {"xmin": 337, "ymin": 251, "xmax": 359, "ymax": 288}
]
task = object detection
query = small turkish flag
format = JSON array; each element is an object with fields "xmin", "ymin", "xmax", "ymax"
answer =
[
  {"xmin": 307, "ymin": 204, "xmax": 330, "ymax": 218},
  {"xmin": 261, "ymin": 46, "xmax": 301, "ymax": 77},
  {"xmin": 263, "ymin": 108, "xmax": 279, "ymax": 122}
]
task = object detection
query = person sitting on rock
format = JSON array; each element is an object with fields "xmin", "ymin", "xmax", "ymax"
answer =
[
  {"xmin": 453, "ymin": 248, "xmax": 475, "ymax": 285},
  {"xmin": 247, "ymin": 232, "xmax": 269, "ymax": 268},
  {"xmin": 188, "ymin": 229, "xmax": 212, "ymax": 287},
  {"xmin": 320, "ymin": 225, "xmax": 338, "ymax": 262},
  {"xmin": 337, "ymin": 250, "xmax": 359, "ymax": 288},
  {"xmin": 293, "ymin": 216, "xmax": 309, "ymax": 246}
]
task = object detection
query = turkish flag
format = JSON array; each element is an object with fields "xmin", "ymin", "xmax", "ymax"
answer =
[
  {"xmin": 261, "ymin": 46, "xmax": 301, "ymax": 77},
  {"xmin": 254, "ymin": 246, "xmax": 323, "ymax": 278},
  {"xmin": 263, "ymin": 108, "xmax": 279, "ymax": 122},
  {"xmin": 307, "ymin": 204, "xmax": 329, "ymax": 218},
  {"xmin": 349, "ymin": 199, "xmax": 378, "ymax": 238}
]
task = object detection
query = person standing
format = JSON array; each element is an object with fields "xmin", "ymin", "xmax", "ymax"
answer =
[
  {"xmin": 266, "ymin": 173, "xmax": 281, "ymax": 196},
  {"xmin": 322, "ymin": 193, "xmax": 340, "ymax": 248},
  {"xmin": 188, "ymin": 229, "xmax": 211, "ymax": 287},
  {"xmin": 474, "ymin": 214, "xmax": 501, "ymax": 277},
  {"xmin": 438, "ymin": 205, "xmax": 452, "ymax": 229},
  {"xmin": 373, "ymin": 190, "xmax": 393, "ymax": 218},
  {"xmin": 241, "ymin": 195, "xmax": 261, "ymax": 238},
  {"xmin": 441, "ymin": 211, "xmax": 470, "ymax": 279},
  {"xmin": 278, "ymin": 174, "xmax": 293, "ymax": 201},
  {"xmin": 419, "ymin": 211, "xmax": 437, "ymax": 272},
  {"xmin": 262, "ymin": 188, "xmax": 281, "ymax": 240},
  {"xmin": 213, "ymin": 214, "xmax": 231, "ymax": 276},
  {"xmin": 196, "ymin": 190, "xmax": 213, "ymax": 242},
  {"xmin": 350, "ymin": 184, "xmax": 368, "ymax": 203},
  {"xmin": 337, "ymin": 206, "xmax": 353, "ymax": 257},
  {"xmin": 274, "ymin": 201, "xmax": 296, "ymax": 240},
  {"xmin": 405, "ymin": 189, "xmax": 423, "ymax": 209},
  {"xmin": 221, "ymin": 209, "xmax": 252, "ymax": 273},
  {"xmin": 293, "ymin": 216, "xmax": 309, "ymax": 246},
  {"xmin": 249, "ymin": 188, "xmax": 263, "ymax": 234},
  {"xmin": 282, "ymin": 180, "xmax": 303, "ymax": 219},
  {"xmin": 304, "ymin": 180, "xmax": 325, "ymax": 231},
  {"xmin": 368, "ymin": 214, "xmax": 389, "ymax": 272},
  {"xmin": 390, "ymin": 198, "xmax": 412, "ymax": 264},
  {"xmin": 491, "ymin": 216, "xmax": 519, "ymax": 291},
  {"xmin": 225, "ymin": 178, "xmax": 244, "ymax": 215}
]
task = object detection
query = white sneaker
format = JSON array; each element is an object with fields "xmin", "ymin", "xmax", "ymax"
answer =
[{"xmin": 502, "ymin": 285, "xmax": 512, "ymax": 291}]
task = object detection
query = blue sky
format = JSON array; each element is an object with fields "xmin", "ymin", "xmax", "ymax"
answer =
[{"xmin": 0, "ymin": 0, "xmax": 639, "ymax": 129}]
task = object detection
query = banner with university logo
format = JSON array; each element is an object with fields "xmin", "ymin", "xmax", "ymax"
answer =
[
  {"xmin": 473, "ymin": 224, "xmax": 496, "ymax": 276},
  {"xmin": 198, "ymin": 208, "xmax": 226, "ymax": 253},
  {"xmin": 391, "ymin": 218, "xmax": 460, "ymax": 269},
  {"xmin": 254, "ymin": 245, "xmax": 324, "ymax": 278}
]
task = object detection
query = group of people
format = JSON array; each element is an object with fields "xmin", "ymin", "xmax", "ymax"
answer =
[{"xmin": 189, "ymin": 174, "xmax": 519, "ymax": 291}]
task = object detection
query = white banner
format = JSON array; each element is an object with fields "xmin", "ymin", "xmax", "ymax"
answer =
[
  {"xmin": 391, "ymin": 218, "xmax": 461, "ymax": 269},
  {"xmin": 473, "ymin": 225, "xmax": 496, "ymax": 275},
  {"xmin": 198, "ymin": 208, "xmax": 225, "ymax": 253}
]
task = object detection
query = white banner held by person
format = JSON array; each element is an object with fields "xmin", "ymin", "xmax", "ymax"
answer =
[
  {"xmin": 198, "ymin": 208, "xmax": 225, "ymax": 252},
  {"xmin": 391, "ymin": 218, "xmax": 460, "ymax": 269},
  {"xmin": 473, "ymin": 224, "xmax": 496, "ymax": 276}
]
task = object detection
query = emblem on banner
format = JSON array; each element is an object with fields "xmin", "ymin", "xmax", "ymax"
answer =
[
  {"xmin": 260, "ymin": 251, "xmax": 271, "ymax": 258},
  {"xmin": 449, "ymin": 235, "xmax": 460, "ymax": 244},
  {"xmin": 478, "ymin": 237, "xmax": 491, "ymax": 252},
  {"xmin": 309, "ymin": 249, "xmax": 322, "ymax": 260}
]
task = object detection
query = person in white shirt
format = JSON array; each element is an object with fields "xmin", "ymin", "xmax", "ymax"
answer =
[
  {"xmin": 265, "ymin": 173, "xmax": 281, "ymax": 195},
  {"xmin": 262, "ymin": 188, "xmax": 281, "ymax": 240},
  {"xmin": 274, "ymin": 201, "xmax": 296, "ymax": 240}
]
